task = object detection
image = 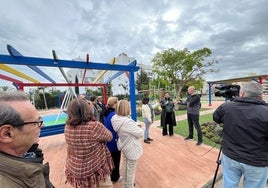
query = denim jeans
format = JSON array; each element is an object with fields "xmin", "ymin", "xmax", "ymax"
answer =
[
  {"xmin": 222, "ymin": 153, "xmax": 268, "ymax": 188},
  {"xmin": 143, "ymin": 118, "xmax": 150, "ymax": 139}
]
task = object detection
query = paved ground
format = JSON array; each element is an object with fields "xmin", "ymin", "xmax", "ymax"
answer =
[
  {"xmin": 171, "ymin": 101, "xmax": 267, "ymax": 188},
  {"xmin": 156, "ymin": 103, "xmax": 225, "ymax": 187},
  {"xmin": 41, "ymin": 101, "xmax": 268, "ymax": 188}
]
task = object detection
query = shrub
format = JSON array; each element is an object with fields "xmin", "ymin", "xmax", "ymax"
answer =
[{"xmin": 200, "ymin": 122, "xmax": 222, "ymax": 144}]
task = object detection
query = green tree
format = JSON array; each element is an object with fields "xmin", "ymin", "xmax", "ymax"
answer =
[
  {"xmin": 0, "ymin": 85, "xmax": 16, "ymax": 91},
  {"xmin": 136, "ymin": 68, "xmax": 150, "ymax": 91},
  {"xmin": 85, "ymin": 87, "xmax": 103, "ymax": 98},
  {"xmin": 152, "ymin": 47, "xmax": 218, "ymax": 99},
  {"xmin": 150, "ymin": 77, "xmax": 168, "ymax": 90},
  {"xmin": 106, "ymin": 82, "xmax": 113, "ymax": 96},
  {"xmin": 119, "ymin": 81, "xmax": 129, "ymax": 98}
]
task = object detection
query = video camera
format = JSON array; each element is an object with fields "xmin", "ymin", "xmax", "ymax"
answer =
[{"xmin": 214, "ymin": 84, "xmax": 240, "ymax": 100}]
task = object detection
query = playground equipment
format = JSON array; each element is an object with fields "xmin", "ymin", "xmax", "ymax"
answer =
[
  {"xmin": 8, "ymin": 45, "xmax": 56, "ymax": 83},
  {"xmin": 52, "ymin": 49, "xmax": 77, "ymax": 122},
  {"xmin": 0, "ymin": 44, "xmax": 140, "ymax": 137},
  {"xmin": 0, "ymin": 64, "xmax": 40, "ymax": 83},
  {"xmin": 93, "ymin": 57, "xmax": 116, "ymax": 83}
]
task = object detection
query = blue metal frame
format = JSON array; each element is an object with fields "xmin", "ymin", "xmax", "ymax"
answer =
[
  {"xmin": 104, "ymin": 60, "xmax": 136, "ymax": 83},
  {"xmin": 0, "ymin": 54, "xmax": 139, "ymax": 71},
  {"xmin": 7, "ymin": 45, "xmax": 57, "ymax": 83},
  {"xmin": 0, "ymin": 46, "xmax": 140, "ymax": 128},
  {"xmin": 40, "ymin": 123, "xmax": 65, "ymax": 137}
]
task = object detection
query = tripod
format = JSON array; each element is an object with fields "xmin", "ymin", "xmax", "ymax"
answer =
[{"xmin": 211, "ymin": 147, "xmax": 222, "ymax": 188}]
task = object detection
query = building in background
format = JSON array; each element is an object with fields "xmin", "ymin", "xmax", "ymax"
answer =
[
  {"xmin": 66, "ymin": 57, "xmax": 102, "ymax": 93},
  {"xmin": 67, "ymin": 53, "xmax": 153, "ymax": 96}
]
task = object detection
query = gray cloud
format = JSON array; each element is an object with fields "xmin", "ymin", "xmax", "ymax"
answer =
[{"xmin": 0, "ymin": 0, "xmax": 268, "ymax": 86}]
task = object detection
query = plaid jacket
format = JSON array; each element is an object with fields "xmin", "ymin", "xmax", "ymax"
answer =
[{"xmin": 64, "ymin": 121, "xmax": 114, "ymax": 188}]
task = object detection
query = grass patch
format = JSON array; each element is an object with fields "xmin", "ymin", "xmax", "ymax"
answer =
[
  {"xmin": 137, "ymin": 108, "xmax": 210, "ymax": 122},
  {"xmin": 173, "ymin": 113, "xmax": 220, "ymax": 148},
  {"xmin": 138, "ymin": 109, "xmax": 220, "ymax": 148}
]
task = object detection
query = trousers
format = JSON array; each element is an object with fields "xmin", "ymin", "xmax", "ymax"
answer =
[
  {"xmin": 222, "ymin": 153, "xmax": 268, "ymax": 188},
  {"xmin": 122, "ymin": 156, "xmax": 137, "ymax": 188},
  {"xmin": 187, "ymin": 113, "xmax": 202, "ymax": 142},
  {"xmin": 143, "ymin": 118, "xmax": 151, "ymax": 139}
]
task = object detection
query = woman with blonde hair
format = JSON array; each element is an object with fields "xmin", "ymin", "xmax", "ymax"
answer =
[
  {"xmin": 64, "ymin": 98, "xmax": 114, "ymax": 188},
  {"xmin": 111, "ymin": 99, "xmax": 143, "ymax": 188}
]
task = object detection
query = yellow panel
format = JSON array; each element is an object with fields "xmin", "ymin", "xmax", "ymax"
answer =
[
  {"xmin": 0, "ymin": 64, "xmax": 40, "ymax": 83},
  {"xmin": 93, "ymin": 57, "xmax": 116, "ymax": 83}
]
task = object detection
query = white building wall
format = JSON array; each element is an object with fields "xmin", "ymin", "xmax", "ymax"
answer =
[{"xmin": 67, "ymin": 54, "xmax": 153, "ymax": 96}]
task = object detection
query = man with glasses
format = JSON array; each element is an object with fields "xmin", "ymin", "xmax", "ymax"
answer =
[{"xmin": 0, "ymin": 91, "xmax": 54, "ymax": 188}]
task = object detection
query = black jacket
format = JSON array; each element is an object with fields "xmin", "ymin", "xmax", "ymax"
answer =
[
  {"xmin": 213, "ymin": 97, "xmax": 268, "ymax": 167},
  {"xmin": 186, "ymin": 94, "xmax": 201, "ymax": 115},
  {"xmin": 160, "ymin": 98, "xmax": 176, "ymax": 127}
]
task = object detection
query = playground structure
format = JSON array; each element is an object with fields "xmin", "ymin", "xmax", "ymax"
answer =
[{"xmin": 0, "ymin": 44, "xmax": 140, "ymax": 137}]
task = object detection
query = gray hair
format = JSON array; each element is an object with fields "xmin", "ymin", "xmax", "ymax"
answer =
[
  {"xmin": 240, "ymin": 82, "xmax": 263, "ymax": 98},
  {"xmin": 0, "ymin": 91, "xmax": 30, "ymax": 128}
]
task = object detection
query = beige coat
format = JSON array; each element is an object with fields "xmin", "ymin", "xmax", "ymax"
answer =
[
  {"xmin": 111, "ymin": 115, "xmax": 143, "ymax": 160},
  {"xmin": 142, "ymin": 104, "xmax": 152, "ymax": 123}
]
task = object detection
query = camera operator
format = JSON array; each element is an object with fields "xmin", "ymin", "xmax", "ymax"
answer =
[{"xmin": 213, "ymin": 82, "xmax": 268, "ymax": 188}]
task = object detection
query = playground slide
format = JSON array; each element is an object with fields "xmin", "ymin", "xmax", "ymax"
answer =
[{"xmin": 7, "ymin": 45, "xmax": 56, "ymax": 83}]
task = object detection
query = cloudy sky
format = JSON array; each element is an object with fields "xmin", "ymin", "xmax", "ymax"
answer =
[{"xmin": 0, "ymin": 0, "xmax": 268, "ymax": 88}]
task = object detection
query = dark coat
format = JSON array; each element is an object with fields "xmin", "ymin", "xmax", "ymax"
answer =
[
  {"xmin": 103, "ymin": 107, "xmax": 119, "ymax": 152},
  {"xmin": 160, "ymin": 98, "xmax": 177, "ymax": 127},
  {"xmin": 213, "ymin": 97, "xmax": 268, "ymax": 167}
]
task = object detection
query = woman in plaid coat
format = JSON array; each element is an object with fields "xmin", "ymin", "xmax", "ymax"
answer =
[{"xmin": 64, "ymin": 98, "xmax": 114, "ymax": 188}]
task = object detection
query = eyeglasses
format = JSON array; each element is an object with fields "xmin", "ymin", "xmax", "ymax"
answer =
[{"xmin": 22, "ymin": 119, "xmax": 43, "ymax": 128}]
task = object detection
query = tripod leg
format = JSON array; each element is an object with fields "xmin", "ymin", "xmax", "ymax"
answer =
[{"xmin": 211, "ymin": 147, "xmax": 222, "ymax": 188}]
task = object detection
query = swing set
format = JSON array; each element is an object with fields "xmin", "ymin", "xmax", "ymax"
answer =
[{"xmin": 0, "ymin": 44, "xmax": 140, "ymax": 137}]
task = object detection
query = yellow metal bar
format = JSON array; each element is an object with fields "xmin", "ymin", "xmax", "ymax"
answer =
[
  {"xmin": 0, "ymin": 64, "xmax": 40, "ymax": 83},
  {"xmin": 93, "ymin": 57, "xmax": 116, "ymax": 83}
]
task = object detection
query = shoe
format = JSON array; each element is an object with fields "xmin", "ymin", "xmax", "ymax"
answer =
[
  {"xmin": 169, "ymin": 134, "xmax": 173, "ymax": 136},
  {"xmin": 117, "ymin": 176, "xmax": 123, "ymax": 182},
  {"xmin": 144, "ymin": 139, "xmax": 151, "ymax": 144},
  {"xmin": 184, "ymin": 136, "xmax": 193, "ymax": 140},
  {"xmin": 147, "ymin": 138, "xmax": 153, "ymax": 141},
  {"xmin": 196, "ymin": 141, "xmax": 202, "ymax": 146},
  {"xmin": 112, "ymin": 176, "xmax": 122, "ymax": 183}
]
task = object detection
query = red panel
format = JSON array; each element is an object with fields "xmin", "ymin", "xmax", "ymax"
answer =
[{"xmin": 0, "ymin": 74, "xmax": 23, "ymax": 83}]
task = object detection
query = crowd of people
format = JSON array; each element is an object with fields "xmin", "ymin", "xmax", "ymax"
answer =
[{"xmin": 1, "ymin": 82, "xmax": 267, "ymax": 188}]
